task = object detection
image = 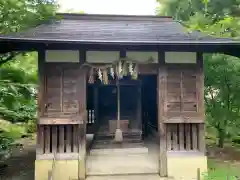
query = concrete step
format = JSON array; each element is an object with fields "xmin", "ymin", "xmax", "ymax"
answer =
[
  {"xmin": 91, "ymin": 142, "xmax": 144, "ymax": 149},
  {"xmin": 85, "ymin": 174, "xmax": 168, "ymax": 180},
  {"xmin": 86, "ymin": 153, "xmax": 158, "ymax": 175},
  {"xmin": 89, "ymin": 147, "xmax": 148, "ymax": 156}
]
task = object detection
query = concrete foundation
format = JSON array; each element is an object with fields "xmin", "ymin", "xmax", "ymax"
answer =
[
  {"xmin": 167, "ymin": 152, "xmax": 207, "ymax": 180},
  {"xmin": 35, "ymin": 159, "xmax": 85, "ymax": 180},
  {"xmin": 35, "ymin": 153, "xmax": 207, "ymax": 180}
]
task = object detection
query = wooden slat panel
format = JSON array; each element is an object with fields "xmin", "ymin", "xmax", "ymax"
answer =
[
  {"xmin": 66, "ymin": 125, "xmax": 72, "ymax": 153},
  {"xmin": 166, "ymin": 125, "xmax": 172, "ymax": 151},
  {"xmin": 44, "ymin": 126, "xmax": 51, "ymax": 153},
  {"xmin": 192, "ymin": 124, "xmax": 198, "ymax": 150},
  {"xmin": 51, "ymin": 126, "xmax": 58, "ymax": 153},
  {"xmin": 198, "ymin": 123, "xmax": 205, "ymax": 153},
  {"xmin": 167, "ymin": 93, "xmax": 181, "ymax": 102},
  {"xmin": 172, "ymin": 124, "xmax": 178, "ymax": 151},
  {"xmin": 167, "ymin": 102, "xmax": 181, "ymax": 111},
  {"xmin": 37, "ymin": 125, "xmax": 44, "ymax": 154},
  {"xmin": 73, "ymin": 125, "xmax": 79, "ymax": 152},
  {"xmin": 183, "ymin": 102, "xmax": 197, "ymax": 112},
  {"xmin": 185, "ymin": 124, "xmax": 191, "ymax": 150},
  {"xmin": 45, "ymin": 66, "xmax": 62, "ymax": 114},
  {"xmin": 158, "ymin": 64, "xmax": 167, "ymax": 176},
  {"xmin": 59, "ymin": 125, "xmax": 65, "ymax": 153},
  {"xmin": 179, "ymin": 124, "xmax": 184, "ymax": 150},
  {"xmin": 62, "ymin": 67, "xmax": 79, "ymax": 112}
]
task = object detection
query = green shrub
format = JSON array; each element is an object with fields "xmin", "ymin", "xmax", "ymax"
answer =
[
  {"xmin": 232, "ymin": 136, "xmax": 240, "ymax": 144},
  {"xmin": 26, "ymin": 119, "xmax": 36, "ymax": 134}
]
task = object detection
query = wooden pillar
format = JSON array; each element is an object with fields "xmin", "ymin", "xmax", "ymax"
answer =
[
  {"xmin": 137, "ymin": 84, "xmax": 142, "ymax": 132},
  {"xmin": 36, "ymin": 50, "xmax": 45, "ymax": 155},
  {"xmin": 197, "ymin": 52, "xmax": 206, "ymax": 154},
  {"xmin": 158, "ymin": 52, "xmax": 168, "ymax": 177},
  {"xmin": 78, "ymin": 59, "xmax": 87, "ymax": 180},
  {"xmin": 94, "ymin": 86, "xmax": 99, "ymax": 132}
]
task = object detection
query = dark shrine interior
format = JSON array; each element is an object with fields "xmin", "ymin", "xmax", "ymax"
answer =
[{"xmin": 87, "ymin": 75, "xmax": 158, "ymax": 138}]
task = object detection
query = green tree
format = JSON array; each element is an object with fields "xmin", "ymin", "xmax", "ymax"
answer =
[
  {"xmin": 0, "ymin": 0, "xmax": 57, "ymax": 160},
  {"xmin": 0, "ymin": 0, "xmax": 58, "ymax": 66},
  {"xmin": 156, "ymin": 0, "xmax": 240, "ymax": 21}
]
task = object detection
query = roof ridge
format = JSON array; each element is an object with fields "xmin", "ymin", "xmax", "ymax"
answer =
[{"xmin": 56, "ymin": 13, "xmax": 172, "ymax": 21}]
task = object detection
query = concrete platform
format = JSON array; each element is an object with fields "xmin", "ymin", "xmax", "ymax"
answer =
[
  {"xmin": 86, "ymin": 174, "xmax": 166, "ymax": 180},
  {"xmin": 87, "ymin": 151, "xmax": 159, "ymax": 175}
]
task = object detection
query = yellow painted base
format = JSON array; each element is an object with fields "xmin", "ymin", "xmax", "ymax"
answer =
[
  {"xmin": 35, "ymin": 155, "xmax": 207, "ymax": 180},
  {"xmin": 167, "ymin": 154, "xmax": 207, "ymax": 180},
  {"xmin": 35, "ymin": 159, "xmax": 85, "ymax": 180}
]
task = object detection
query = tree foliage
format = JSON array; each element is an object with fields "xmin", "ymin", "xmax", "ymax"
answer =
[{"xmin": 0, "ymin": 0, "xmax": 57, "ymax": 160}]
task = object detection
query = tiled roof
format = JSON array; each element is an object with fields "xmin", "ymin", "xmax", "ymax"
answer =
[{"xmin": 0, "ymin": 13, "xmax": 237, "ymax": 44}]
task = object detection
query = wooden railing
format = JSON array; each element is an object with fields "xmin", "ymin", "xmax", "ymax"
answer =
[
  {"xmin": 166, "ymin": 123, "xmax": 200, "ymax": 151},
  {"xmin": 87, "ymin": 109, "xmax": 95, "ymax": 124},
  {"xmin": 37, "ymin": 125, "xmax": 80, "ymax": 156}
]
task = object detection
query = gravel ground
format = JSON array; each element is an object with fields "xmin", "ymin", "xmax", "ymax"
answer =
[{"xmin": 0, "ymin": 137, "xmax": 36, "ymax": 180}]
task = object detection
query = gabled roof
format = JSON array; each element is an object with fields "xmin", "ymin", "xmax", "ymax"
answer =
[
  {"xmin": 0, "ymin": 13, "xmax": 238, "ymax": 44},
  {"xmin": 0, "ymin": 13, "xmax": 240, "ymax": 57}
]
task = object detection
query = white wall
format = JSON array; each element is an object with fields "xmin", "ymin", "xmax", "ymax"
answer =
[
  {"xmin": 45, "ymin": 50, "xmax": 79, "ymax": 62},
  {"xmin": 165, "ymin": 52, "xmax": 197, "ymax": 64}
]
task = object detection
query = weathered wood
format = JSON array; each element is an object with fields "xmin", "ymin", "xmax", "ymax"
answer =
[
  {"xmin": 162, "ymin": 65, "xmax": 204, "ymax": 123},
  {"xmin": 59, "ymin": 125, "xmax": 65, "ymax": 153},
  {"xmin": 93, "ymin": 87, "xmax": 98, "ymax": 131},
  {"xmin": 172, "ymin": 124, "xmax": 178, "ymax": 150},
  {"xmin": 66, "ymin": 125, "xmax": 72, "ymax": 153},
  {"xmin": 73, "ymin": 125, "xmax": 79, "ymax": 152},
  {"xmin": 166, "ymin": 125, "xmax": 172, "ymax": 151},
  {"xmin": 185, "ymin": 124, "xmax": 191, "ymax": 150},
  {"xmin": 78, "ymin": 66, "xmax": 87, "ymax": 180},
  {"xmin": 36, "ymin": 125, "xmax": 44, "ymax": 154},
  {"xmin": 198, "ymin": 123, "xmax": 205, "ymax": 153},
  {"xmin": 179, "ymin": 124, "xmax": 184, "ymax": 150},
  {"xmin": 45, "ymin": 126, "xmax": 51, "ymax": 153},
  {"xmin": 137, "ymin": 86, "xmax": 142, "ymax": 131},
  {"xmin": 192, "ymin": 124, "xmax": 198, "ymax": 150},
  {"xmin": 37, "ymin": 50, "xmax": 45, "ymax": 119},
  {"xmin": 163, "ymin": 117, "xmax": 203, "ymax": 123},
  {"xmin": 39, "ymin": 112, "xmax": 86, "ymax": 125},
  {"xmin": 158, "ymin": 59, "xmax": 167, "ymax": 177},
  {"xmin": 51, "ymin": 126, "xmax": 58, "ymax": 153}
]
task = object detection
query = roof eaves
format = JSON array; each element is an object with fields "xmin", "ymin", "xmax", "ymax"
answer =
[{"xmin": 1, "ymin": 37, "xmax": 240, "ymax": 46}]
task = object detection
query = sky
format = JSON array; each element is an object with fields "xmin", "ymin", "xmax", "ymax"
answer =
[{"xmin": 58, "ymin": 0, "xmax": 158, "ymax": 15}]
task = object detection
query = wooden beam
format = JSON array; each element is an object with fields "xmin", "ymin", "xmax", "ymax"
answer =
[
  {"xmin": 37, "ymin": 50, "xmax": 45, "ymax": 121},
  {"xmin": 158, "ymin": 51, "xmax": 168, "ymax": 177},
  {"xmin": 38, "ymin": 112, "xmax": 86, "ymax": 125},
  {"xmin": 78, "ymin": 67, "xmax": 87, "ymax": 180},
  {"xmin": 93, "ymin": 86, "xmax": 99, "ymax": 132}
]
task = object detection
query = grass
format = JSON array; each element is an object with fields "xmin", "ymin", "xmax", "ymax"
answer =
[{"xmin": 206, "ymin": 158, "xmax": 240, "ymax": 180}]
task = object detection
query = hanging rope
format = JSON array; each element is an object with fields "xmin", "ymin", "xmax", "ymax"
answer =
[{"xmin": 82, "ymin": 57, "xmax": 145, "ymax": 84}]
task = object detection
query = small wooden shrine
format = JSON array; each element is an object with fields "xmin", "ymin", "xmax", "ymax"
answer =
[{"xmin": 0, "ymin": 13, "xmax": 240, "ymax": 180}]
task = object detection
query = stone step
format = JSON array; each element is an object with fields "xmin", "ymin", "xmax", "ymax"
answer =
[
  {"xmin": 85, "ymin": 174, "xmax": 169, "ymax": 180},
  {"xmin": 86, "ymin": 154, "xmax": 159, "ymax": 175},
  {"xmin": 91, "ymin": 142, "xmax": 144, "ymax": 149},
  {"xmin": 89, "ymin": 147, "xmax": 148, "ymax": 156},
  {"xmin": 95, "ymin": 134, "xmax": 142, "ymax": 141}
]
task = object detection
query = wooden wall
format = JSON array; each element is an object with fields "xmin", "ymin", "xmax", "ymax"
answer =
[
  {"xmin": 37, "ymin": 50, "xmax": 87, "ymax": 160},
  {"xmin": 157, "ymin": 52, "xmax": 205, "ymax": 177}
]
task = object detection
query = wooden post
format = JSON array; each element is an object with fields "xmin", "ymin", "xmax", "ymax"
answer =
[
  {"xmin": 36, "ymin": 50, "xmax": 45, "ymax": 155},
  {"xmin": 94, "ymin": 86, "xmax": 99, "ymax": 132},
  {"xmin": 78, "ymin": 67, "xmax": 87, "ymax": 180},
  {"xmin": 158, "ymin": 52, "xmax": 168, "ymax": 177},
  {"xmin": 115, "ymin": 80, "xmax": 123, "ymax": 142},
  {"xmin": 137, "ymin": 84, "xmax": 142, "ymax": 131}
]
